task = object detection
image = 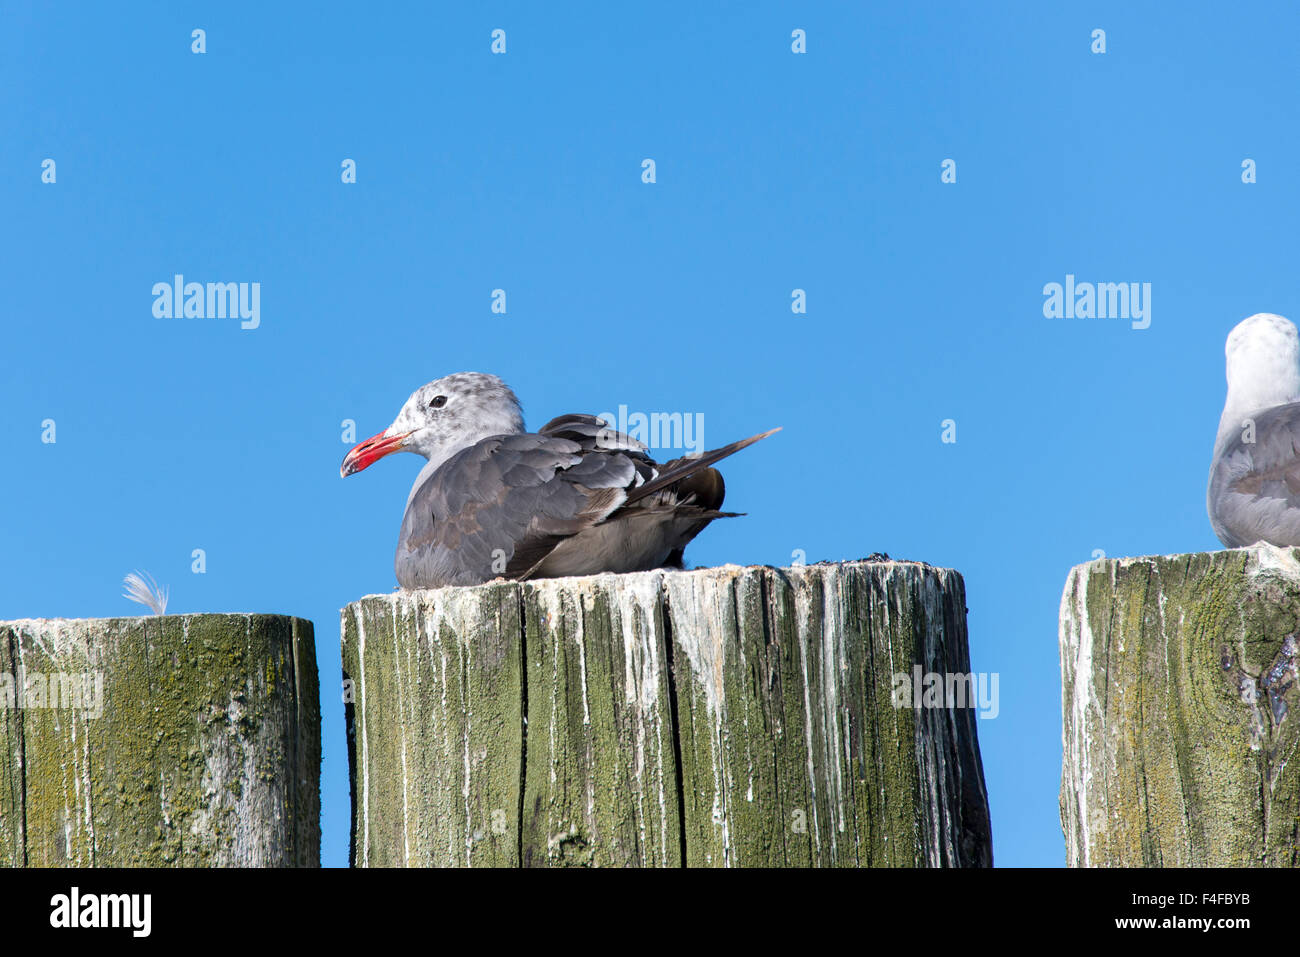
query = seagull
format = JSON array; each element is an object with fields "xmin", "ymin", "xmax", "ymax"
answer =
[
  {"xmin": 341, "ymin": 373, "xmax": 779, "ymax": 589},
  {"xmin": 1208, "ymin": 313, "xmax": 1300, "ymax": 547}
]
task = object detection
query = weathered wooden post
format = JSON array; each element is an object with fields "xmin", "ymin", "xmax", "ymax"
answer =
[
  {"xmin": 0, "ymin": 614, "xmax": 320, "ymax": 867},
  {"xmin": 342, "ymin": 560, "xmax": 993, "ymax": 867},
  {"xmin": 1060, "ymin": 545, "xmax": 1300, "ymax": 867}
]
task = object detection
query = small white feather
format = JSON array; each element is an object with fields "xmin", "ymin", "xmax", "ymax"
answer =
[{"xmin": 123, "ymin": 571, "xmax": 169, "ymax": 616}]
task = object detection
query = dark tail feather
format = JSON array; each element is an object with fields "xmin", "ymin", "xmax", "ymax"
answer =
[
  {"xmin": 676, "ymin": 466, "xmax": 726, "ymax": 511},
  {"xmin": 624, "ymin": 427, "xmax": 780, "ymax": 507}
]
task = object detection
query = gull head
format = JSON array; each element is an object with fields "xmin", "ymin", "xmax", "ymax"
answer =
[
  {"xmin": 1225, "ymin": 313, "xmax": 1300, "ymax": 403},
  {"xmin": 1216, "ymin": 313, "xmax": 1300, "ymax": 450},
  {"xmin": 341, "ymin": 372, "xmax": 525, "ymax": 477}
]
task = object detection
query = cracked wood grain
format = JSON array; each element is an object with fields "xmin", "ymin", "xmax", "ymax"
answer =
[
  {"xmin": 1060, "ymin": 544, "xmax": 1300, "ymax": 867},
  {"xmin": 343, "ymin": 560, "xmax": 992, "ymax": 868},
  {"xmin": 0, "ymin": 614, "xmax": 320, "ymax": 867}
]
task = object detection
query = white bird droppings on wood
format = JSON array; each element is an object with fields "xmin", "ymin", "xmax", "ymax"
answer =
[{"xmin": 343, "ymin": 560, "xmax": 991, "ymax": 867}]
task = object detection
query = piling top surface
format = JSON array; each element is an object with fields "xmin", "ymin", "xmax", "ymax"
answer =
[
  {"xmin": 1066, "ymin": 542, "xmax": 1300, "ymax": 572},
  {"xmin": 343, "ymin": 558, "xmax": 959, "ymax": 606},
  {"xmin": 2, "ymin": 612, "xmax": 311, "ymax": 628}
]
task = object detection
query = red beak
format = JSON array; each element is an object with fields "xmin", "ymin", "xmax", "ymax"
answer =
[{"xmin": 341, "ymin": 429, "xmax": 414, "ymax": 478}]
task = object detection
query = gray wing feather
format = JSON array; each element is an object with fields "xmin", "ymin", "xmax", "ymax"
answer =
[
  {"xmin": 538, "ymin": 414, "xmax": 649, "ymax": 453},
  {"xmin": 1209, "ymin": 402, "xmax": 1300, "ymax": 547},
  {"xmin": 396, "ymin": 432, "xmax": 636, "ymax": 588}
]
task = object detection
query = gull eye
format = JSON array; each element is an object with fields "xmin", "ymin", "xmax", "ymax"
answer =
[{"xmin": 429, "ymin": 395, "xmax": 447, "ymax": 409}]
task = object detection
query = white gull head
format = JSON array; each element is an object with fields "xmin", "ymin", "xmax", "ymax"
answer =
[
  {"xmin": 1216, "ymin": 313, "xmax": 1300, "ymax": 453},
  {"xmin": 341, "ymin": 372, "xmax": 526, "ymax": 479}
]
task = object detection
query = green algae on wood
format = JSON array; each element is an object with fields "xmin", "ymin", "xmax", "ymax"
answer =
[
  {"xmin": 0, "ymin": 614, "xmax": 320, "ymax": 867},
  {"xmin": 521, "ymin": 576, "xmax": 680, "ymax": 867},
  {"xmin": 343, "ymin": 561, "xmax": 992, "ymax": 868},
  {"xmin": 341, "ymin": 585, "xmax": 522, "ymax": 867},
  {"xmin": 1060, "ymin": 545, "xmax": 1300, "ymax": 867}
]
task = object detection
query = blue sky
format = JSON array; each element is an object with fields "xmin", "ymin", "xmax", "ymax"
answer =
[{"xmin": 4, "ymin": 2, "xmax": 1298, "ymax": 868}]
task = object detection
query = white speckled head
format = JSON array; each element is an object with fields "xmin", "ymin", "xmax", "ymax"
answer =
[
  {"xmin": 1217, "ymin": 313, "xmax": 1300, "ymax": 448},
  {"xmin": 389, "ymin": 373, "xmax": 524, "ymax": 459},
  {"xmin": 341, "ymin": 372, "xmax": 525, "ymax": 477},
  {"xmin": 1226, "ymin": 313, "xmax": 1300, "ymax": 393}
]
